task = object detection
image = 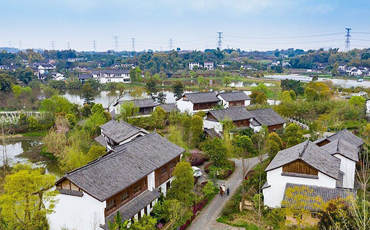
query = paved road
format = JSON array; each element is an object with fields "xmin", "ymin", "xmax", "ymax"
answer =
[{"xmin": 189, "ymin": 155, "xmax": 266, "ymax": 230}]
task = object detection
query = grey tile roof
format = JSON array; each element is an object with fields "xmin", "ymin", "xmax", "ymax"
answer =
[
  {"xmin": 208, "ymin": 107, "xmax": 254, "ymax": 122},
  {"xmin": 283, "ymin": 183, "xmax": 357, "ymax": 211},
  {"xmin": 78, "ymin": 74, "xmax": 93, "ymax": 80},
  {"xmin": 249, "ymin": 108, "xmax": 286, "ymax": 126},
  {"xmin": 100, "ymin": 120, "xmax": 148, "ymax": 144},
  {"xmin": 218, "ymin": 91, "xmax": 250, "ymax": 102},
  {"xmin": 92, "ymin": 69, "xmax": 130, "ymax": 74},
  {"xmin": 59, "ymin": 133, "xmax": 185, "ymax": 201},
  {"xmin": 327, "ymin": 129, "xmax": 364, "ymax": 148},
  {"xmin": 320, "ymin": 138, "xmax": 359, "ymax": 162},
  {"xmin": 94, "ymin": 135, "xmax": 107, "ymax": 147},
  {"xmin": 57, "ymin": 189, "xmax": 84, "ymax": 197},
  {"xmin": 204, "ymin": 128, "xmax": 220, "ymax": 138},
  {"xmin": 119, "ymin": 99, "xmax": 157, "ymax": 108},
  {"xmin": 266, "ymin": 140, "xmax": 341, "ymax": 180},
  {"xmin": 158, "ymin": 103, "xmax": 179, "ymax": 113},
  {"xmin": 103, "ymin": 189, "xmax": 161, "ymax": 227},
  {"xmin": 183, "ymin": 92, "xmax": 220, "ymax": 104}
]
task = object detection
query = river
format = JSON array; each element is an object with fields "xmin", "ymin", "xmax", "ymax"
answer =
[{"xmin": 265, "ymin": 74, "xmax": 370, "ymax": 88}]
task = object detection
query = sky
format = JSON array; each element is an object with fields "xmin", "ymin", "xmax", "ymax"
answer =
[{"xmin": 0, "ymin": 0, "xmax": 370, "ymax": 52}]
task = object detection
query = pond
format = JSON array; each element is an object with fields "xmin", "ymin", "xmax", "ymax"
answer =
[
  {"xmin": 0, "ymin": 138, "xmax": 61, "ymax": 176},
  {"xmin": 265, "ymin": 74, "xmax": 370, "ymax": 88}
]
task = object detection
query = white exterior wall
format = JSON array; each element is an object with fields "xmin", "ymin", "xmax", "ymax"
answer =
[
  {"xmin": 176, "ymin": 99, "xmax": 194, "ymax": 114},
  {"xmin": 158, "ymin": 177, "xmax": 174, "ymax": 196},
  {"xmin": 263, "ymin": 167, "xmax": 337, "ymax": 208},
  {"xmin": 334, "ymin": 154, "xmax": 356, "ymax": 189},
  {"xmin": 245, "ymin": 99, "xmax": 251, "ymax": 106},
  {"xmin": 48, "ymin": 193, "xmax": 106, "ymax": 230},
  {"xmin": 366, "ymin": 100, "xmax": 370, "ymax": 116},
  {"xmin": 249, "ymin": 123, "xmax": 261, "ymax": 133},
  {"xmin": 148, "ymin": 171, "xmax": 155, "ymax": 191},
  {"xmin": 203, "ymin": 119, "xmax": 223, "ymax": 133}
]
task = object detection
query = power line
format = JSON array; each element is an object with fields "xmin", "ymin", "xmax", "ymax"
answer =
[
  {"xmin": 222, "ymin": 39, "xmax": 343, "ymax": 45},
  {"xmin": 217, "ymin": 32, "xmax": 223, "ymax": 49},
  {"xmin": 224, "ymin": 32, "xmax": 343, "ymax": 40},
  {"xmin": 345, "ymin": 28, "xmax": 351, "ymax": 52},
  {"xmin": 112, "ymin": 36, "xmax": 119, "ymax": 52}
]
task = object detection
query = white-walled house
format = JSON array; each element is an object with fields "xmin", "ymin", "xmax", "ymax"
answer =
[
  {"xmin": 189, "ymin": 62, "xmax": 202, "ymax": 70},
  {"xmin": 263, "ymin": 129, "xmax": 363, "ymax": 210},
  {"xmin": 38, "ymin": 63, "xmax": 56, "ymax": 75},
  {"xmin": 366, "ymin": 99, "xmax": 370, "ymax": 116},
  {"xmin": 176, "ymin": 92, "xmax": 220, "ymax": 114},
  {"xmin": 94, "ymin": 120, "xmax": 149, "ymax": 150},
  {"xmin": 92, "ymin": 69, "xmax": 131, "ymax": 84},
  {"xmin": 217, "ymin": 91, "xmax": 251, "ymax": 108},
  {"xmin": 49, "ymin": 132, "xmax": 184, "ymax": 230},
  {"xmin": 204, "ymin": 62, "xmax": 214, "ymax": 70}
]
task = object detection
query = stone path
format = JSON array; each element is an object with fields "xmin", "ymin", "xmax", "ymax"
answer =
[{"xmin": 188, "ymin": 155, "xmax": 266, "ymax": 230}]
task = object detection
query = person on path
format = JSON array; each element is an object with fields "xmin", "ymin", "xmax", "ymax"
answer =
[
  {"xmin": 227, "ymin": 187, "xmax": 230, "ymax": 195},
  {"xmin": 220, "ymin": 186, "xmax": 223, "ymax": 196}
]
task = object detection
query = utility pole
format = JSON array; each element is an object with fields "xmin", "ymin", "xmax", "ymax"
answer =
[
  {"xmin": 112, "ymin": 36, "xmax": 119, "ymax": 52},
  {"xmin": 93, "ymin": 40, "xmax": 96, "ymax": 52},
  {"xmin": 67, "ymin": 42, "xmax": 70, "ymax": 50},
  {"xmin": 345, "ymin": 28, "xmax": 351, "ymax": 52},
  {"xmin": 19, "ymin": 41, "xmax": 22, "ymax": 50},
  {"xmin": 51, "ymin": 41, "xmax": 55, "ymax": 50},
  {"xmin": 217, "ymin": 32, "xmax": 223, "ymax": 50},
  {"xmin": 131, "ymin": 38, "xmax": 135, "ymax": 52},
  {"xmin": 169, "ymin": 38, "xmax": 173, "ymax": 50}
]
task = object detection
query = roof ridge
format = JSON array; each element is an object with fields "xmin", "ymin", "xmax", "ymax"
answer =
[{"xmin": 299, "ymin": 140, "xmax": 310, "ymax": 158}]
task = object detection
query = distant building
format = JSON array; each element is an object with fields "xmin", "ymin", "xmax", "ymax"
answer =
[
  {"xmin": 78, "ymin": 74, "xmax": 93, "ymax": 84},
  {"xmin": 0, "ymin": 65, "xmax": 9, "ymax": 70},
  {"xmin": 92, "ymin": 69, "xmax": 131, "ymax": 84},
  {"xmin": 203, "ymin": 62, "xmax": 214, "ymax": 70},
  {"xmin": 217, "ymin": 91, "xmax": 251, "ymax": 108},
  {"xmin": 189, "ymin": 63, "xmax": 202, "ymax": 71},
  {"xmin": 38, "ymin": 63, "xmax": 56, "ymax": 75},
  {"xmin": 176, "ymin": 92, "xmax": 220, "ymax": 114},
  {"xmin": 366, "ymin": 99, "xmax": 370, "ymax": 116},
  {"xmin": 114, "ymin": 99, "xmax": 157, "ymax": 116}
]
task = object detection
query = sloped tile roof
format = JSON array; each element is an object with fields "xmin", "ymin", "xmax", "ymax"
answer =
[
  {"xmin": 58, "ymin": 133, "xmax": 185, "ymax": 201},
  {"xmin": 102, "ymin": 189, "xmax": 161, "ymax": 227},
  {"xmin": 320, "ymin": 138, "xmax": 359, "ymax": 162},
  {"xmin": 158, "ymin": 103, "xmax": 179, "ymax": 113},
  {"xmin": 100, "ymin": 120, "xmax": 148, "ymax": 144},
  {"xmin": 208, "ymin": 107, "xmax": 254, "ymax": 121},
  {"xmin": 266, "ymin": 140, "xmax": 341, "ymax": 180},
  {"xmin": 183, "ymin": 92, "xmax": 220, "ymax": 104},
  {"xmin": 92, "ymin": 69, "xmax": 130, "ymax": 74},
  {"xmin": 94, "ymin": 135, "xmax": 107, "ymax": 147},
  {"xmin": 249, "ymin": 108, "xmax": 286, "ymax": 126},
  {"xmin": 118, "ymin": 99, "xmax": 157, "ymax": 108},
  {"xmin": 57, "ymin": 189, "xmax": 84, "ymax": 197},
  {"xmin": 283, "ymin": 183, "xmax": 356, "ymax": 211},
  {"xmin": 327, "ymin": 129, "xmax": 364, "ymax": 148},
  {"xmin": 218, "ymin": 91, "xmax": 250, "ymax": 102}
]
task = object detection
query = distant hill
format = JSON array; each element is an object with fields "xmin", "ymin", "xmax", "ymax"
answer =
[{"xmin": 0, "ymin": 47, "xmax": 20, "ymax": 53}]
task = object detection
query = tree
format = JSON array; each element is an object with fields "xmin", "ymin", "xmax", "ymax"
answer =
[
  {"xmin": 156, "ymin": 92, "xmax": 166, "ymax": 104},
  {"xmin": 281, "ymin": 79, "xmax": 304, "ymax": 95},
  {"xmin": 167, "ymin": 125, "xmax": 187, "ymax": 149},
  {"xmin": 190, "ymin": 115, "xmax": 203, "ymax": 147},
  {"xmin": 203, "ymin": 137, "xmax": 228, "ymax": 167},
  {"xmin": 82, "ymin": 82, "xmax": 95, "ymax": 104},
  {"xmin": 281, "ymin": 90, "xmax": 293, "ymax": 103},
  {"xmin": 87, "ymin": 146, "xmax": 106, "ymax": 160},
  {"xmin": 202, "ymin": 181, "xmax": 218, "ymax": 199},
  {"xmin": 236, "ymin": 135, "xmax": 254, "ymax": 199},
  {"xmin": 284, "ymin": 123, "xmax": 303, "ymax": 148},
  {"xmin": 167, "ymin": 162, "xmax": 195, "ymax": 206},
  {"xmin": 331, "ymin": 62, "xmax": 339, "ymax": 76},
  {"xmin": 151, "ymin": 106, "xmax": 167, "ymax": 129},
  {"xmin": 12, "ymin": 84, "xmax": 22, "ymax": 98},
  {"xmin": 250, "ymin": 91, "xmax": 267, "ymax": 105},
  {"xmin": 268, "ymin": 132, "xmax": 283, "ymax": 149},
  {"xmin": 0, "ymin": 164, "xmax": 58, "ymax": 230},
  {"xmin": 304, "ymin": 82, "xmax": 332, "ymax": 101},
  {"xmin": 119, "ymin": 101, "xmax": 139, "ymax": 123},
  {"xmin": 222, "ymin": 77, "xmax": 232, "ymax": 87},
  {"xmin": 197, "ymin": 76, "xmax": 207, "ymax": 88},
  {"xmin": 0, "ymin": 74, "xmax": 13, "ymax": 92},
  {"xmin": 27, "ymin": 116, "xmax": 39, "ymax": 131},
  {"xmin": 319, "ymin": 198, "xmax": 356, "ymax": 230},
  {"xmin": 145, "ymin": 77, "xmax": 158, "ymax": 96},
  {"xmin": 130, "ymin": 87, "xmax": 144, "ymax": 99},
  {"xmin": 108, "ymin": 211, "xmax": 129, "ymax": 230},
  {"xmin": 349, "ymin": 96, "xmax": 366, "ymax": 107},
  {"xmin": 172, "ymin": 81, "xmax": 184, "ymax": 100},
  {"xmin": 281, "ymin": 185, "xmax": 324, "ymax": 228},
  {"xmin": 252, "ymin": 83, "xmax": 268, "ymax": 95},
  {"xmin": 130, "ymin": 215, "xmax": 156, "ymax": 230}
]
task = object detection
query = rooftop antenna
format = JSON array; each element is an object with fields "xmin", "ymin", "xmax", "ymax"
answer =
[{"xmin": 345, "ymin": 28, "xmax": 351, "ymax": 52}]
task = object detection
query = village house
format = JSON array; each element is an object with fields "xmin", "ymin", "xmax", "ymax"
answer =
[
  {"xmin": 217, "ymin": 91, "xmax": 251, "ymax": 108},
  {"xmin": 0, "ymin": 65, "xmax": 9, "ymax": 70},
  {"xmin": 203, "ymin": 62, "xmax": 214, "ymax": 70},
  {"xmin": 366, "ymin": 99, "xmax": 370, "ymax": 116},
  {"xmin": 38, "ymin": 63, "xmax": 56, "ymax": 75},
  {"xmin": 262, "ymin": 129, "xmax": 363, "ymax": 225},
  {"xmin": 48, "ymin": 132, "xmax": 185, "ymax": 230},
  {"xmin": 176, "ymin": 92, "xmax": 220, "ymax": 114},
  {"xmin": 78, "ymin": 74, "xmax": 94, "ymax": 84},
  {"xmin": 188, "ymin": 62, "xmax": 202, "ymax": 71},
  {"xmin": 158, "ymin": 103, "xmax": 179, "ymax": 113},
  {"xmin": 92, "ymin": 69, "xmax": 131, "ymax": 84},
  {"xmin": 94, "ymin": 120, "xmax": 149, "ymax": 150},
  {"xmin": 203, "ymin": 107, "xmax": 285, "ymax": 134},
  {"xmin": 114, "ymin": 98, "xmax": 157, "ymax": 116}
]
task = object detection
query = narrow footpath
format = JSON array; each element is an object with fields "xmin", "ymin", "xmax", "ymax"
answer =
[{"xmin": 189, "ymin": 155, "xmax": 266, "ymax": 230}]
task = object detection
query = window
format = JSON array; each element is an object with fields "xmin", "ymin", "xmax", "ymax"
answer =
[
  {"xmin": 169, "ymin": 161, "xmax": 176, "ymax": 170},
  {"xmin": 133, "ymin": 183, "xmax": 141, "ymax": 195},
  {"xmin": 120, "ymin": 191, "xmax": 129, "ymax": 203},
  {"xmin": 161, "ymin": 166, "xmax": 167, "ymax": 175},
  {"xmin": 150, "ymin": 201, "xmax": 153, "ymax": 208},
  {"xmin": 106, "ymin": 198, "xmax": 116, "ymax": 211},
  {"xmin": 143, "ymin": 179, "xmax": 147, "ymax": 187},
  {"xmin": 166, "ymin": 181, "xmax": 171, "ymax": 191},
  {"xmin": 138, "ymin": 211, "xmax": 141, "ymax": 219}
]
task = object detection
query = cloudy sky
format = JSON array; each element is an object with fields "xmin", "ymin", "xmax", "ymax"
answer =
[{"xmin": 1, "ymin": 0, "xmax": 369, "ymax": 52}]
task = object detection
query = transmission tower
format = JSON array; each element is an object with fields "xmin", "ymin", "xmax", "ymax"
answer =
[
  {"xmin": 131, "ymin": 38, "xmax": 135, "ymax": 52},
  {"xmin": 169, "ymin": 38, "xmax": 173, "ymax": 50},
  {"xmin": 217, "ymin": 32, "xmax": 223, "ymax": 50},
  {"xmin": 345, "ymin": 28, "xmax": 351, "ymax": 52},
  {"xmin": 67, "ymin": 42, "xmax": 70, "ymax": 50},
  {"xmin": 19, "ymin": 41, "xmax": 22, "ymax": 50},
  {"xmin": 112, "ymin": 36, "xmax": 119, "ymax": 52},
  {"xmin": 51, "ymin": 41, "xmax": 55, "ymax": 50},
  {"xmin": 93, "ymin": 41, "xmax": 96, "ymax": 52}
]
